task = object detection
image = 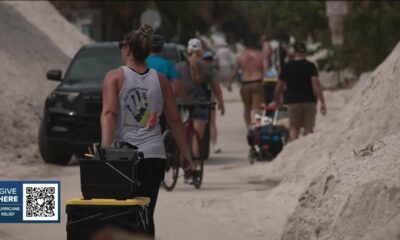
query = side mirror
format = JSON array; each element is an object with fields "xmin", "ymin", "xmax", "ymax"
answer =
[{"xmin": 46, "ymin": 69, "xmax": 62, "ymax": 81}]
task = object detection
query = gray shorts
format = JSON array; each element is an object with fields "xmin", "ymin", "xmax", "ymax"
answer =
[{"xmin": 192, "ymin": 106, "xmax": 209, "ymax": 123}]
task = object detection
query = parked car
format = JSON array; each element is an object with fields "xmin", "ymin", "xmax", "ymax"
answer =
[{"xmin": 39, "ymin": 42, "xmax": 188, "ymax": 165}]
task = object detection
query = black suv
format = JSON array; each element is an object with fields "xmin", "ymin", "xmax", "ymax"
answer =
[{"xmin": 39, "ymin": 42, "xmax": 186, "ymax": 165}]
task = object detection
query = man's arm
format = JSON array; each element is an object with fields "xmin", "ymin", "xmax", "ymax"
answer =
[
  {"xmin": 311, "ymin": 76, "xmax": 327, "ymax": 115},
  {"xmin": 273, "ymin": 80, "xmax": 285, "ymax": 106},
  {"xmin": 227, "ymin": 56, "xmax": 240, "ymax": 92},
  {"xmin": 210, "ymin": 78, "xmax": 225, "ymax": 115},
  {"xmin": 101, "ymin": 69, "xmax": 121, "ymax": 146},
  {"xmin": 262, "ymin": 41, "xmax": 271, "ymax": 73}
]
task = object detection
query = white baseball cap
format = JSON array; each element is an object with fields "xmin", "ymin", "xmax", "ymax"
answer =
[{"xmin": 187, "ymin": 38, "xmax": 202, "ymax": 51}]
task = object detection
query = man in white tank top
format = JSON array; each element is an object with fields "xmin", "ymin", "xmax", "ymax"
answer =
[{"xmin": 101, "ymin": 25, "xmax": 191, "ymax": 237}]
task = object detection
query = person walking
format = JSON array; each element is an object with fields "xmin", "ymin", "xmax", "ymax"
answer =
[
  {"xmin": 101, "ymin": 25, "xmax": 191, "ymax": 237},
  {"xmin": 228, "ymin": 33, "xmax": 264, "ymax": 129},
  {"xmin": 271, "ymin": 42, "xmax": 327, "ymax": 141},
  {"xmin": 215, "ymin": 43, "xmax": 236, "ymax": 89},
  {"xmin": 146, "ymin": 34, "xmax": 189, "ymax": 104},
  {"xmin": 146, "ymin": 34, "xmax": 189, "ymax": 132},
  {"xmin": 203, "ymin": 50, "xmax": 222, "ymax": 153},
  {"xmin": 261, "ymin": 35, "xmax": 272, "ymax": 74}
]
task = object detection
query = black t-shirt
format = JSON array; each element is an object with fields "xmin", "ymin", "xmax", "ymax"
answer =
[{"xmin": 279, "ymin": 59, "xmax": 318, "ymax": 104}]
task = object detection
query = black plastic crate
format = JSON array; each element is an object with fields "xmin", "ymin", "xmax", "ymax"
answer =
[{"xmin": 79, "ymin": 147, "xmax": 143, "ymax": 200}]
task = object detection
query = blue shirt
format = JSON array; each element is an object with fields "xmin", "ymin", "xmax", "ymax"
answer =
[{"xmin": 146, "ymin": 54, "xmax": 179, "ymax": 81}]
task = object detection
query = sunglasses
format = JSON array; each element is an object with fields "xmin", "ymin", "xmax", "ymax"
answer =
[{"xmin": 118, "ymin": 41, "xmax": 126, "ymax": 50}]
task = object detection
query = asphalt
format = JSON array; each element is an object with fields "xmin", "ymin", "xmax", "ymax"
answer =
[{"xmin": 0, "ymin": 88, "xmax": 273, "ymax": 240}]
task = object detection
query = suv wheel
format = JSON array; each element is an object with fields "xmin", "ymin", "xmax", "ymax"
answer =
[{"xmin": 38, "ymin": 121, "xmax": 72, "ymax": 165}]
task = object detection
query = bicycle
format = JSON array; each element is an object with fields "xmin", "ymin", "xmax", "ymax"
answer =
[{"xmin": 162, "ymin": 102, "xmax": 216, "ymax": 191}]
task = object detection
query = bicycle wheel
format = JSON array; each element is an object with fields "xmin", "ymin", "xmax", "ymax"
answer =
[
  {"xmin": 191, "ymin": 130, "xmax": 203, "ymax": 189},
  {"xmin": 162, "ymin": 129, "xmax": 180, "ymax": 191}
]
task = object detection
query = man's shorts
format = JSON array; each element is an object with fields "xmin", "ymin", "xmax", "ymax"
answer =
[
  {"xmin": 192, "ymin": 106, "xmax": 209, "ymax": 123},
  {"xmin": 287, "ymin": 103, "xmax": 317, "ymax": 131},
  {"xmin": 240, "ymin": 81, "xmax": 264, "ymax": 111}
]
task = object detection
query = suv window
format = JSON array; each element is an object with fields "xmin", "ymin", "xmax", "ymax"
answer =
[
  {"xmin": 160, "ymin": 44, "xmax": 179, "ymax": 64},
  {"xmin": 160, "ymin": 44, "xmax": 186, "ymax": 64},
  {"xmin": 65, "ymin": 46, "xmax": 121, "ymax": 82}
]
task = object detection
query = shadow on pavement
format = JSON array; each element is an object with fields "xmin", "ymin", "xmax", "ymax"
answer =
[{"xmin": 205, "ymin": 155, "xmax": 246, "ymax": 166}]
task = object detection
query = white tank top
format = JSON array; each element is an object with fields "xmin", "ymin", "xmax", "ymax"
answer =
[{"xmin": 112, "ymin": 66, "xmax": 165, "ymax": 159}]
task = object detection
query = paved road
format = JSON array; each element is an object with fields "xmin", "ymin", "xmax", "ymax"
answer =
[
  {"xmin": 0, "ymin": 90, "xmax": 273, "ymax": 240},
  {"xmin": 157, "ymin": 99, "xmax": 267, "ymax": 240}
]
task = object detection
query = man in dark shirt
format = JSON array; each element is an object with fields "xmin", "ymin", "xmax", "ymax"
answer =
[{"xmin": 272, "ymin": 42, "xmax": 326, "ymax": 140}]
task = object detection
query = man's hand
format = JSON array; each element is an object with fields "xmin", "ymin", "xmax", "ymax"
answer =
[
  {"xmin": 180, "ymin": 149, "xmax": 192, "ymax": 170},
  {"xmin": 268, "ymin": 101, "xmax": 281, "ymax": 110},
  {"xmin": 320, "ymin": 103, "xmax": 327, "ymax": 115},
  {"xmin": 218, "ymin": 103, "xmax": 225, "ymax": 115}
]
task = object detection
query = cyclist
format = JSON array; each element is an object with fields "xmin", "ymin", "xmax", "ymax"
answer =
[
  {"xmin": 146, "ymin": 34, "xmax": 189, "ymax": 104},
  {"xmin": 101, "ymin": 25, "xmax": 191, "ymax": 237},
  {"xmin": 176, "ymin": 38, "xmax": 225, "ymax": 161}
]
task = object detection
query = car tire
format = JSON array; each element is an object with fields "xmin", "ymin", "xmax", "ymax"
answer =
[{"xmin": 38, "ymin": 121, "xmax": 72, "ymax": 165}]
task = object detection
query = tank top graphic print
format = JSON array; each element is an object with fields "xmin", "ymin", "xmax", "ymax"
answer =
[{"xmin": 113, "ymin": 66, "xmax": 165, "ymax": 159}]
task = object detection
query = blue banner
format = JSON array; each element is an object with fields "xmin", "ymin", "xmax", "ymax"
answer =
[{"xmin": 0, "ymin": 181, "xmax": 60, "ymax": 223}]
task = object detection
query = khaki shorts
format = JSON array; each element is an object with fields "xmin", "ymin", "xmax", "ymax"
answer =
[
  {"xmin": 287, "ymin": 103, "xmax": 316, "ymax": 131},
  {"xmin": 240, "ymin": 82, "xmax": 264, "ymax": 112}
]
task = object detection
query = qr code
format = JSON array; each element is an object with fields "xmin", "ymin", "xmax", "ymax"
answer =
[{"xmin": 22, "ymin": 183, "xmax": 59, "ymax": 221}]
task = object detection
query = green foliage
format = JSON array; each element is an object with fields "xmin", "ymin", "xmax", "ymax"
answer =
[
  {"xmin": 343, "ymin": 1, "xmax": 400, "ymax": 73},
  {"xmin": 217, "ymin": 1, "xmax": 328, "ymax": 44},
  {"xmin": 154, "ymin": 1, "xmax": 213, "ymax": 43},
  {"xmin": 53, "ymin": 1, "xmax": 400, "ymax": 74},
  {"xmin": 212, "ymin": 1, "xmax": 400, "ymax": 74}
]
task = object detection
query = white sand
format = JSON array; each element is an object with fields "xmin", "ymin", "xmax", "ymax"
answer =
[
  {"xmin": 0, "ymin": 1, "xmax": 88, "ymax": 171},
  {"xmin": 1, "ymin": 1, "xmax": 400, "ymax": 239},
  {"xmin": 4, "ymin": 1, "xmax": 91, "ymax": 58},
  {"xmin": 239, "ymin": 42, "xmax": 400, "ymax": 239}
]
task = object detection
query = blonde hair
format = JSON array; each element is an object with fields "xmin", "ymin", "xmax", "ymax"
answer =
[{"xmin": 188, "ymin": 49, "xmax": 203, "ymax": 84}]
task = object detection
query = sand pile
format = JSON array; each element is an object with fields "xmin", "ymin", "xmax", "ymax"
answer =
[
  {"xmin": 282, "ymin": 42, "xmax": 400, "ymax": 239},
  {"xmin": 4, "ymin": 1, "xmax": 92, "ymax": 58},
  {"xmin": 0, "ymin": 2, "xmax": 89, "ymax": 169},
  {"xmin": 361, "ymin": 213, "xmax": 400, "ymax": 240},
  {"xmin": 282, "ymin": 133, "xmax": 400, "ymax": 240},
  {"xmin": 278, "ymin": 42, "xmax": 400, "ymax": 239},
  {"xmin": 240, "ymin": 43, "xmax": 400, "ymax": 239}
]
